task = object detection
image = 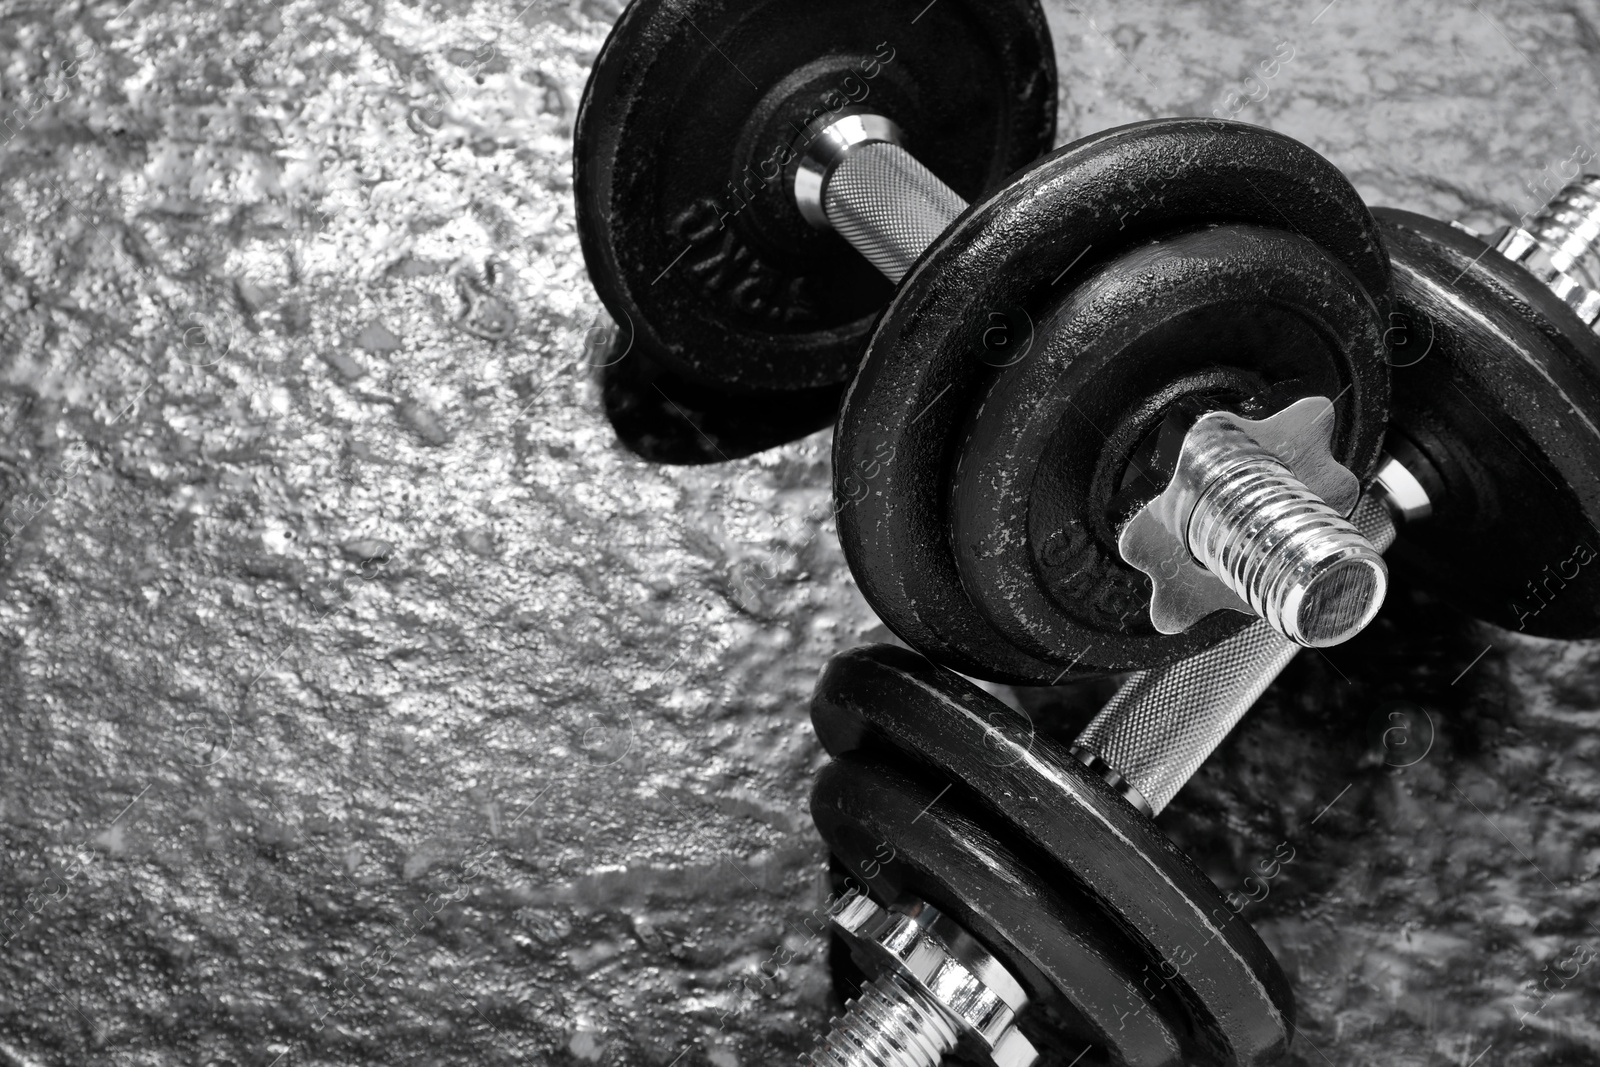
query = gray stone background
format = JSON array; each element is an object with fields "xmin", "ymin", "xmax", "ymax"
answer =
[{"xmin": 1, "ymin": 0, "xmax": 1599, "ymax": 1064}]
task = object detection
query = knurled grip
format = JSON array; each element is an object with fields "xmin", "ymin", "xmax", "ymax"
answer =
[
  {"xmin": 822, "ymin": 141, "xmax": 967, "ymax": 284},
  {"xmin": 1076, "ymin": 493, "xmax": 1398, "ymax": 816}
]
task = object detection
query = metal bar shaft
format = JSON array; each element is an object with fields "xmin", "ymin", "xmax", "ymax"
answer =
[
  {"xmin": 791, "ymin": 113, "xmax": 966, "ymax": 284},
  {"xmin": 821, "ymin": 140, "xmax": 967, "ymax": 283}
]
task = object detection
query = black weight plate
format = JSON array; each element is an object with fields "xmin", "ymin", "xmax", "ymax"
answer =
[
  {"xmin": 811, "ymin": 755, "xmax": 1188, "ymax": 1067},
  {"xmin": 835, "ymin": 118, "xmax": 1391, "ymax": 684},
  {"xmin": 574, "ymin": 0, "xmax": 1056, "ymax": 398},
  {"xmin": 811, "ymin": 645, "xmax": 1295, "ymax": 1066},
  {"xmin": 1376, "ymin": 208, "xmax": 1600, "ymax": 637},
  {"xmin": 951, "ymin": 224, "xmax": 1389, "ymax": 666}
]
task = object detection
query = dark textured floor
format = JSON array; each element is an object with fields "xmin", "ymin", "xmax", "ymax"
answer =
[{"xmin": 1, "ymin": 0, "xmax": 1599, "ymax": 1065}]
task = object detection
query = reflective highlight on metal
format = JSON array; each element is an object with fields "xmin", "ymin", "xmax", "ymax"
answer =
[
  {"xmin": 1069, "ymin": 743, "xmax": 1155, "ymax": 818},
  {"xmin": 793, "ymin": 113, "xmax": 968, "ymax": 283},
  {"xmin": 1371, "ymin": 454, "xmax": 1433, "ymax": 524},
  {"xmin": 1494, "ymin": 175, "xmax": 1600, "ymax": 330},
  {"xmin": 794, "ymin": 113, "xmax": 907, "ymax": 227},
  {"xmin": 802, "ymin": 893, "xmax": 1038, "ymax": 1067},
  {"xmin": 802, "ymin": 972, "xmax": 961, "ymax": 1067},
  {"xmin": 1118, "ymin": 396, "xmax": 1386, "ymax": 647}
]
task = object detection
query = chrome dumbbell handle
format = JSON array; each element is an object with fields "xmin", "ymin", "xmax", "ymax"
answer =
[
  {"xmin": 793, "ymin": 114, "xmax": 967, "ymax": 283},
  {"xmin": 1074, "ymin": 459, "xmax": 1424, "ymax": 817}
]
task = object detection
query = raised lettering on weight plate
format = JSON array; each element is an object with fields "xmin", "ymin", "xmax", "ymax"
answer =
[
  {"xmin": 669, "ymin": 200, "xmax": 817, "ymax": 326},
  {"xmin": 1041, "ymin": 523, "xmax": 1144, "ymax": 626}
]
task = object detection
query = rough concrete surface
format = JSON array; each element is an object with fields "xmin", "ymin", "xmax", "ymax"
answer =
[{"xmin": 0, "ymin": 0, "xmax": 1599, "ymax": 1065}]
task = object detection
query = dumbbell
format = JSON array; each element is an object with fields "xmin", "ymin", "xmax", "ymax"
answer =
[
  {"xmin": 803, "ymin": 505, "xmax": 1400, "ymax": 1067},
  {"xmin": 574, "ymin": 0, "xmax": 1056, "ymax": 463},
  {"xmin": 578, "ymin": 0, "xmax": 1412, "ymax": 666},
  {"xmin": 794, "ymin": 177, "xmax": 1600, "ymax": 1067},
  {"xmin": 800, "ymin": 479, "xmax": 1529, "ymax": 1067},
  {"xmin": 801, "ymin": 637, "xmax": 1335, "ymax": 1067}
]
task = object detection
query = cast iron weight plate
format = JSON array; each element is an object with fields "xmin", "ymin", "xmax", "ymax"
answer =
[
  {"xmin": 1376, "ymin": 209, "xmax": 1600, "ymax": 637},
  {"xmin": 574, "ymin": 0, "xmax": 1056, "ymax": 458},
  {"xmin": 811, "ymin": 756, "xmax": 1188, "ymax": 1067},
  {"xmin": 834, "ymin": 118, "xmax": 1392, "ymax": 684},
  {"xmin": 811, "ymin": 645, "xmax": 1296, "ymax": 1067}
]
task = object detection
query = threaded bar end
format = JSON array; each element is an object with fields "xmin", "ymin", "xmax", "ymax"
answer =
[
  {"xmin": 1186, "ymin": 449, "xmax": 1387, "ymax": 648},
  {"xmin": 1527, "ymin": 174, "xmax": 1600, "ymax": 292},
  {"xmin": 801, "ymin": 973, "xmax": 961, "ymax": 1067}
]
